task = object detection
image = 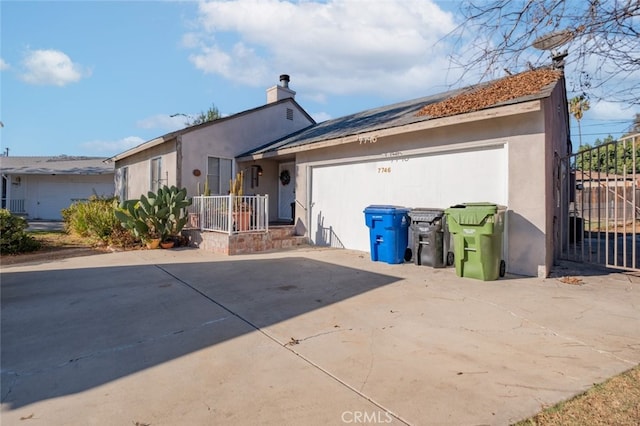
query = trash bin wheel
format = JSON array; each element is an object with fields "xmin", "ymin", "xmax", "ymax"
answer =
[
  {"xmin": 499, "ymin": 260, "xmax": 506, "ymax": 277},
  {"xmin": 404, "ymin": 248, "xmax": 412, "ymax": 262},
  {"xmin": 446, "ymin": 251, "xmax": 454, "ymax": 266}
]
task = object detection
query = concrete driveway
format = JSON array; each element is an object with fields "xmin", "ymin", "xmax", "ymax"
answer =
[{"xmin": 1, "ymin": 247, "xmax": 639, "ymax": 425}]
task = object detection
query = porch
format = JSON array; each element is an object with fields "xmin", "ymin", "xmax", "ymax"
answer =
[{"xmin": 183, "ymin": 195, "xmax": 307, "ymax": 255}]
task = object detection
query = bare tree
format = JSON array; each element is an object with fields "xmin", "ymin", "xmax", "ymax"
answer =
[{"xmin": 447, "ymin": 0, "xmax": 640, "ymax": 105}]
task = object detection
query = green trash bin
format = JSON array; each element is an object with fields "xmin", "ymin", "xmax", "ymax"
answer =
[{"xmin": 445, "ymin": 203, "xmax": 506, "ymax": 281}]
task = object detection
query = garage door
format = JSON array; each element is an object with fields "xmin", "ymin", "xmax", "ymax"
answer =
[
  {"xmin": 34, "ymin": 176, "xmax": 114, "ymax": 220},
  {"xmin": 310, "ymin": 145, "xmax": 507, "ymax": 252}
]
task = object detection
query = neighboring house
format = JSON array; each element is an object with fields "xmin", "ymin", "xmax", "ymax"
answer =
[
  {"xmin": 107, "ymin": 75, "xmax": 315, "ymax": 224},
  {"xmin": 237, "ymin": 68, "xmax": 571, "ymax": 278},
  {"xmin": 0, "ymin": 155, "xmax": 115, "ymax": 220}
]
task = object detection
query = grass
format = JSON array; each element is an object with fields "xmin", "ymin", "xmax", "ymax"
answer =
[
  {"xmin": 514, "ymin": 364, "xmax": 640, "ymax": 425},
  {"xmin": 0, "ymin": 230, "xmax": 107, "ymax": 266},
  {"xmin": 27, "ymin": 229, "xmax": 96, "ymax": 248}
]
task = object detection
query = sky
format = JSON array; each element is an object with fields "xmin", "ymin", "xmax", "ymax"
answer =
[{"xmin": 1, "ymin": 0, "xmax": 638, "ymax": 158}]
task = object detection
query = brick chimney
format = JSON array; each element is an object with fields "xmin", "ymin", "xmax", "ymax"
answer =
[{"xmin": 266, "ymin": 74, "xmax": 296, "ymax": 104}]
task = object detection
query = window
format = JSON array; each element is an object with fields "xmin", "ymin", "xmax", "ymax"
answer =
[
  {"xmin": 150, "ymin": 157, "xmax": 162, "ymax": 192},
  {"xmin": 207, "ymin": 157, "xmax": 232, "ymax": 194},
  {"xmin": 120, "ymin": 167, "xmax": 128, "ymax": 201}
]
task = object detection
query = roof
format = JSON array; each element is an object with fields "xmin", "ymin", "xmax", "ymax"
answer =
[
  {"xmin": 241, "ymin": 68, "xmax": 563, "ymax": 158},
  {"xmin": 108, "ymin": 97, "xmax": 315, "ymax": 162},
  {"xmin": 0, "ymin": 156, "xmax": 113, "ymax": 175}
]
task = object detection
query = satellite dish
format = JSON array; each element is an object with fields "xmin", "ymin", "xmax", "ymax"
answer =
[{"xmin": 532, "ymin": 29, "xmax": 574, "ymax": 50}]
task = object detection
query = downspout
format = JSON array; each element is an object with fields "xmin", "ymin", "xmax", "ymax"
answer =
[
  {"xmin": 306, "ymin": 165, "xmax": 312, "ymax": 243},
  {"xmin": 176, "ymin": 135, "xmax": 183, "ymax": 189}
]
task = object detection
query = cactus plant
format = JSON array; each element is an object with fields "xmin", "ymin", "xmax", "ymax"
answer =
[{"xmin": 115, "ymin": 185, "xmax": 192, "ymax": 244}]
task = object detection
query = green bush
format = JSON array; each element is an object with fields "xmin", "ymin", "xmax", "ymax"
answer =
[
  {"xmin": 62, "ymin": 196, "xmax": 136, "ymax": 245},
  {"xmin": 0, "ymin": 209, "xmax": 41, "ymax": 254}
]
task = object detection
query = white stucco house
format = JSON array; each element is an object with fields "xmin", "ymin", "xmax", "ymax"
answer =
[
  {"xmin": 107, "ymin": 75, "xmax": 315, "ymax": 222},
  {"xmin": 111, "ymin": 69, "xmax": 572, "ymax": 277},
  {"xmin": 0, "ymin": 156, "xmax": 115, "ymax": 220},
  {"xmin": 240, "ymin": 69, "xmax": 571, "ymax": 278}
]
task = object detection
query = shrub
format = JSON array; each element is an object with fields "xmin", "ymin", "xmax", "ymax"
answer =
[
  {"xmin": 62, "ymin": 196, "xmax": 136, "ymax": 245},
  {"xmin": 0, "ymin": 209, "xmax": 41, "ymax": 254}
]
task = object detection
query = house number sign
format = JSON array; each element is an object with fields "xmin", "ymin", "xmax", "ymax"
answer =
[
  {"xmin": 378, "ymin": 167, "xmax": 392, "ymax": 173},
  {"xmin": 358, "ymin": 135, "xmax": 378, "ymax": 144}
]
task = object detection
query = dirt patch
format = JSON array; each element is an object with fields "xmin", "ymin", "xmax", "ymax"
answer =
[{"xmin": 0, "ymin": 231, "xmax": 109, "ymax": 266}]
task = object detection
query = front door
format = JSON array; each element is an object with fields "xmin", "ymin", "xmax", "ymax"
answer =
[{"xmin": 278, "ymin": 162, "xmax": 295, "ymax": 221}]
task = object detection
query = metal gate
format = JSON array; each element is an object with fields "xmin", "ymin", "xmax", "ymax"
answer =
[{"xmin": 558, "ymin": 133, "xmax": 639, "ymax": 272}]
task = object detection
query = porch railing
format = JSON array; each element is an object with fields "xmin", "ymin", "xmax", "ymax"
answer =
[
  {"xmin": 8, "ymin": 199, "xmax": 26, "ymax": 213},
  {"xmin": 188, "ymin": 195, "xmax": 269, "ymax": 234}
]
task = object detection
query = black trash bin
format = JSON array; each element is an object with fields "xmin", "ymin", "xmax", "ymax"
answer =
[{"xmin": 408, "ymin": 208, "xmax": 452, "ymax": 268}]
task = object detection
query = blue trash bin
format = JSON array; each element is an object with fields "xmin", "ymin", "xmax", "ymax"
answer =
[{"xmin": 363, "ymin": 205, "xmax": 410, "ymax": 264}]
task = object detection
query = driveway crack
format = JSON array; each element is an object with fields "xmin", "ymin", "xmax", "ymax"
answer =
[{"xmin": 154, "ymin": 264, "xmax": 414, "ymax": 426}]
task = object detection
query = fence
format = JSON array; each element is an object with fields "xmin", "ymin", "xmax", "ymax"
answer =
[
  {"xmin": 9, "ymin": 199, "xmax": 25, "ymax": 213},
  {"xmin": 559, "ymin": 133, "xmax": 638, "ymax": 271},
  {"xmin": 189, "ymin": 195, "xmax": 269, "ymax": 234}
]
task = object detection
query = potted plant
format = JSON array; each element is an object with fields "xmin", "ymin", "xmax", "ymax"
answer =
[
  {"xmin": 115, "ymin": 197, "xmax": 162, "ymax": 248},
  {"xmin": 230, "ymin": 171, "xmax": 251, "ymax": 231}
]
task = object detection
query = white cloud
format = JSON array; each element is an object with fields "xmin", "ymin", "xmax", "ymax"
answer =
[
  {"xmin": 20, "ymin": 49, "xmax": 89, "ymax": 86},
  {"xmin": 0, "ymin": 58, "xmax": 9, "ymax": 71},
  {"xmin": 187, "ymin": 0, "xmax": 460, "ymax": 99},
  {"xmin": 81, "ymin": 136, "xmax": 145, "ymax": 154},
  {"xmin": 136, "ymin": 114, "xmax": 188, "ymax": 131},
  {"xmin": 310, "ymin": 111, "xmax": 332, "ymax": 123},
  {"xmin": 590, "ymin": 101, "xmax": 639, "ymax": 121}
]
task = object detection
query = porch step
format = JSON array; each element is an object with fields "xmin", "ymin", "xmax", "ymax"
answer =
[{"xmin": 183, "ymin": 225, "xmax": 309, "ymax": 255}]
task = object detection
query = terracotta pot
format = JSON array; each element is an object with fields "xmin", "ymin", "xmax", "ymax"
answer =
[
  {"xmin": 160, "ymin": 241, "xmax": 175, "ymax": 249},
  {"xmin": 188, "ymin": 213, "xmax": 200, "ymax": 228},
  {"xmin": 232, "ymin": 211, "xmax": 251, "ymax": 231},
  {"xmin": 146, "ymin": 238, "xmax": 161, "ymax": 249}
]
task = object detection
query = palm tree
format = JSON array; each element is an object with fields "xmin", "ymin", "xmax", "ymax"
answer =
[{"xmin": 569, "ymin": 95, "xmax": 590, "ymax": 150}]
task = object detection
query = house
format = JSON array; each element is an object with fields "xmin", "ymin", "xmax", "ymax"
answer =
[
  {"xmin": 237, "ymin": 68, "xmax": 571, "ymax": 278},
  {"xmin": 113, "ymin": 69, "xmax": 571, "ymax": 278},
  {"xmin": 0, "ymin": 155, "xmax": 115, "ymax": 220},
  {"xmin": 106, "ymin": 75, "xmax": 315, "ymax": 223}
]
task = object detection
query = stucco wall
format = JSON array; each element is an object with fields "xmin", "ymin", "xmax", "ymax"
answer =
[
  {"xmin": 179, "ymin": 101, "xmax": 311, "ymax": 199},
  {"xmin": 542, "ymin": 76, "xmax": 571, "ymax": 276},
  {"xmin": 115, "ymin": 140, "xmax": 177, "ymax": 200},
  {"xmin": 292, "ymin": 104, "xmax": 555, "ymax": 277}
]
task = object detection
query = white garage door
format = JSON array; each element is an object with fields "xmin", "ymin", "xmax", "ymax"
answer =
[
  {"xmin": 310, "ymin": 145, "xmax": 507, "ymax": 252},
  {"xmin": 33, "ymin": 176, "xmax": 114, "ymax": 220}
]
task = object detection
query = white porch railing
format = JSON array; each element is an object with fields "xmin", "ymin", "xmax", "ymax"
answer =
[
  {"xmin": 189, "ymin": 195, "xmax": 269, "ymax": 234},
  {"xmin": 9, "ymin": 199, "xmax": 26, "ymax": 213}
]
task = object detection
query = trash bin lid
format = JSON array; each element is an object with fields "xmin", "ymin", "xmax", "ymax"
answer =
[
  {"xmin": 364, "ymin": 205, "xmax": 410, "ymax": 214},
  {"xmin": 409, "ymin": 208, "xmax": 444, "ymax": 223},
  {"xmin": 445, "ymin": 203, "xmax": 505, "ymax": 225}
]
